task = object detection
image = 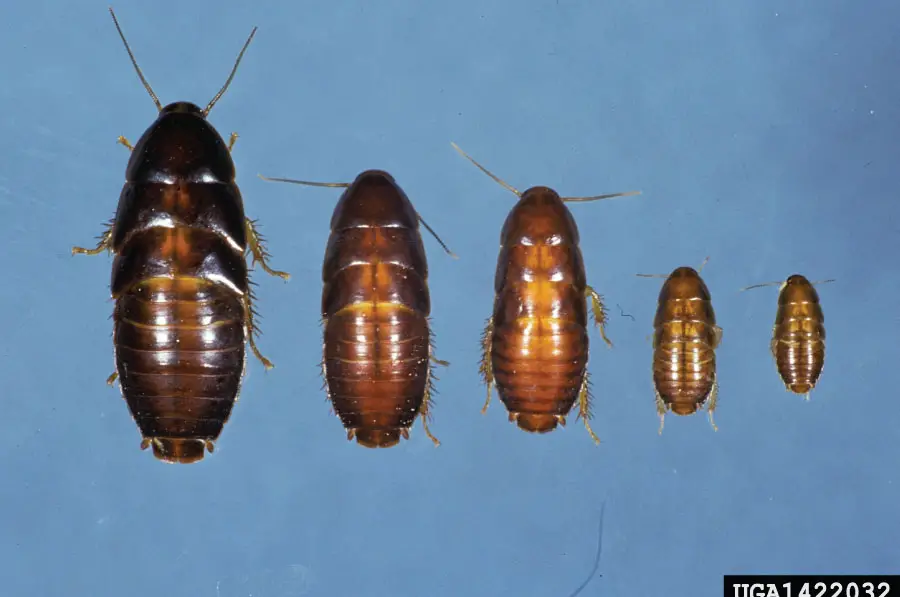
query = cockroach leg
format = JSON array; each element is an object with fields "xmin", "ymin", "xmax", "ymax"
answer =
[
  {"xmin": 72, "ymin": 224, "xmax": 114, "ymax": 256},
  {"xmin": 245, "ymin": 218, "xmax": 290, "ymax": 280},
  {"xmin": 585, "ymin": 285, "xmax": 613, "ymax": 349},
  {"xmin": 655, "ymin": 391, "xmax": 667, "ymax": 435},
  {"xmin": 576, "ymin": 372, "xmax": 600, "ymax": 445},
  {"xmin": 419, "ymin": 345, "xmax": 441, "ymax": 447},
  {"xmin": 106, "ymin": 371, "xmax": 118, "ymax": 386},
  {"xmin": 478, "ymin": 316, "xmax": 496, "ymax": 414},
  {"xmin": 117, "ymin": 135, "xmax": 134, "ymax": 151},
  {"xmin": 705, "ymin": 377, "xmax": 719, "ymax": 432},
  {"xmin": 430, "ymin": 355, "xmax": 450, "ymax": 367},
  {"xmin": 244, "ymin": 294, "xmax": 274, "ymax": 370},
  {"xmin": 227, "ymin": 132, "xmax": 238, "ymax": 152}
]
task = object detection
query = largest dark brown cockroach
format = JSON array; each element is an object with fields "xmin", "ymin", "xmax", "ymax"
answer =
[
  {"xmin": 451, "ymin": 143, "xmax": 641, "ymax": 444},
  {"xmin": 72, "ymin": 9, "xmax": 288, "ymax": 464},
  {"xmin": 258, "ymin": 170, "xmax": 455, "ymax": 448},
  {"xmin": 637, "ymin": 258, "xmax": 721, "ymax": 434},
  {"xmin": 741, "ymin": 274, "xmax": 833, "ymax": 399}
]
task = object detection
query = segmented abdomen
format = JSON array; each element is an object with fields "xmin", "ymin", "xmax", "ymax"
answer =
[
  {"xmin": 322, "ymin": 227, "xmax": 431, "ymax": 448},
  {"xmin": 773, "ymin": 307, "xmax": 825, "ymax": 394},
  {"xmin": 323, "ymin": 303, "xmax": 430, "ymax": 447},
  {"xmin": 114, "ymin": 273, "xmax": 246, "ymax": 442},
  {"xmin": 111, "ymin": 222, "xmax": 248, "ymax": 459},
  {"xmin": 491, "ymin": 282, "xmax": 588, "ymax": 433},
  {"xmin": 653, "ymin": 318, "xmax": 717, "ymax": 414}
]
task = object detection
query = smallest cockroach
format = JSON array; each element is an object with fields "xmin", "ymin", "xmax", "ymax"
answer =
[
  {"xmin": 637, "ymin": 257, "xmax": 722, "ymax": 434},
  {"xmin": 741, "ymin": 274, "xmax": 833, "ymax": 399}
]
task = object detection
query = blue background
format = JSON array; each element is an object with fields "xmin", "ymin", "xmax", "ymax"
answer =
[{"xmin": 2, "ymin": 1, "xmax": 899, "ymax": 595}]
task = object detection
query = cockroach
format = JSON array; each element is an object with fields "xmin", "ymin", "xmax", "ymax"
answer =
[
  {"xmin": 258, "ymin": 170, "xmax": 455, "ymax": 448},
  {"xmin": 72, "ymin": 9, "xmax": 288, "ymax": 464},
  {"xmin": 451, "ymin": 142, "xmax": 641, "ymax": 443},
  {"xmin": 636, "ymin": 258, "xmax": 721, "ymax": 434},
  {"xmin": 741, "ymin": 274, "xmax": 833, "ymax": 399}
]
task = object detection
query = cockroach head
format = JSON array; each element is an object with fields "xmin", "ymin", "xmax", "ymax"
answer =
[
  {"xmin": 785, "ymin": 274, "xmax": 810, "ymax": 286},
  {"xmin": 519, "ymin": 186, "xmax": 563, "ymax": 205},
  {"xmin": 670, "ymin": 266, "xmax": 700, "ymax": 279},
  {"xmin": 161, "ymin": 101, "xmax": 205, "ymax": 116},
  {"xmin": 355, "ymin": 169, "xmax": 396, "ymax": 184}
]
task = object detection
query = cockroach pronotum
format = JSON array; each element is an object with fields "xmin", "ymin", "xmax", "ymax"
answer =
[
  {"xmin": 741, "ymin": 274, "xmax": 833, "ymax": 399},
  {"xmin": 72, "ymin": 9, "xmax": 288, "ymax": 464},
  {"xmin": 451, "ymin": 142, "xmax": 641, "ymax": 444},
  {"xmin": 637, "ymin": 258, "xmax": 721, "ymax": 434},
  {"xmin": 258, "ymin": 169, "xmax": 456, "ymax": 448}
]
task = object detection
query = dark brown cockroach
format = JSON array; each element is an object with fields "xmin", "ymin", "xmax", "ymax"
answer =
[
  {"xmin": 72, "ymin": 9, "xmax": 288, "ymax": 464},
  {"xmin": 636, "ymin": 258, "xmax": 721, "ymax": 434},
  {"xmin": 741, "ymin": 274, "xmax": 833, "ymax": 399},
  {"xmin": 258, "ymin": 170, "xmax": 456, "ymax": 448},
  {"xmin": 451, "ymin": 143, "xmax": 641, "ymax": 443}
]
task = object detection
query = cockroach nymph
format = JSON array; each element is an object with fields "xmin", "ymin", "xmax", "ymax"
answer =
[
  {"xmin": 637, "ymin": 258, "xmax": 721, "ymax": 434},
  {"xmin": 741, "ymin": 274, "xmax": 833, "ymax": 399},
  {"xmin": 258, "ymin": 169, "xmax": 456, "ymax": 448},
  {"xmin": 452, "ymin": 142, "xmax": 641, "ymax": 443},
  {"xmin": 72, "ymin": 8, "xmax": 288, "ymax": 463}
]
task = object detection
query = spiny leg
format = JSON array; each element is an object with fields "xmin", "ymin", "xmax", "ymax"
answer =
[
  {"xmin": 227, "ymin": 132, "xmax": 238, "ymax": 152},
  {"xmin": 419, "ymin": 347, "xmax": 441, "ymax": 447},
  {"xmin": 318, "ymin": 322, "xmax": 337, "ymax": 415},
  {"xmin": 576, "ymin": 371, "xmax": 601, "ymax": 445},
  {"xmin": 655, "ymin": 391, "xmax": 667, "ymax": 435},
  {"xmin": 419, "ymin": 386, "xmax": 440, "ymax": 447},
  {"xmin": 106, "ymin": 371, "xmax": 118, "ymax": 385},
  {"xmin": 117, "ymin": 136, "xmax": 134, "ymax": 151},
  {"xmin": 478, "ymin": 316, "xmax": 496, "ymax": 414},
  {"xmin": 705, "ymin": 377, "xmax": 719, "ymax": 432},
  {"xmin": 72, "ymin": 223, "xmax": 114, "ymax": 256},
  {"xmin": 585, "ymin": 285, "xmax": 613, "ymax": 348},
  {"xmin": 319, "ymin": 351, "xmax": 331, "ymax": 407},
  {"xmin": 243, "ymin": 293, "xmax": 274, "ymax": 370},
  {"xmin": 245, "ymin": 219, "xmax": 290, "ymax": 280}
]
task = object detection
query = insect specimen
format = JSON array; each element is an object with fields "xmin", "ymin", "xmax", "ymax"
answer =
[
  {"xmin": 637, "ymin": 258, "xmax": 721, "ymax": 434},
  {"xmin": 72, "ymin": 9, "xmax": 288, "ymax": 463},
  {"xmin": 258, "ymin": 169, "xmax": 455, "ymax": 448},
  {"xmin": 451, "ymin": 142, "xmax": 640, "ymax": 443},
  {"xmin": 741, "ymin": 274, "xmax": 833, "ymax": 399}
]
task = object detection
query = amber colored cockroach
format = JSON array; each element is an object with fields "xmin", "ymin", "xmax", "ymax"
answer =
[
  {"xmin": 636, "ymin": 258, "xmax": 722, "ymax": 434},
  {"xmin": 451, "ymin": 143, "xmax": 641, "ymax": 443},
  {"xmin": 258, "ymin": 170, "xmax": 455, "ymax": 448},
  {"xmin": 72, "ymin": 9, "xmax": 288, "ymax": 464},
  {"xmin": 741, "ymin": 274, "xmax": 833, "ymax": 399}
]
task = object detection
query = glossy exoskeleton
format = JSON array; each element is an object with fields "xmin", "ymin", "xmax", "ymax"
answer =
[
  {"xmin": 742, "ymin": 274, "xmax": 832, "ymax": 399},
  {"xmin": 72, "ymin": 9, "xmax": 288, "ymax": 463},
  {"xmin": 259, "ymin": 169, "xmax": 455, "ymax": 448},
  {"xmin": 637, "ymin": 259, "xmax": 721, "ymax": 434},
  {"xmin": 451, "ymin": 143, "xmax": 640, "ymax": 443}
]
